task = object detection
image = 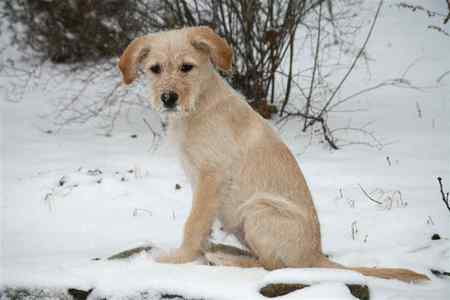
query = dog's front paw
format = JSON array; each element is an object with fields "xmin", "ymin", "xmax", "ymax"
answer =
[{"xmin": 156, "ymin": 248, "xmax": 200, "ymax": 264}]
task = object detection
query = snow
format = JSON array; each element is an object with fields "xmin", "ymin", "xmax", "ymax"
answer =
[
  {"xmin": 1, "ymin": 1, "xmax": 450, "ymax": 299},
  {"xmin": 261, "ymin": 268, "xmax": 367, "ymax": 286}
]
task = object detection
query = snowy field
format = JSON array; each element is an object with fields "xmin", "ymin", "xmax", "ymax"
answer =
[{"xmin": 1, "ymin": 1, "xmax": 450, "ymax": 300}]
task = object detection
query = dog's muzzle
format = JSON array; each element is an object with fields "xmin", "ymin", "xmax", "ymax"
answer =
[{"xmin": 161, "ymin": 91, "xmax": 178, "ymax": 109}]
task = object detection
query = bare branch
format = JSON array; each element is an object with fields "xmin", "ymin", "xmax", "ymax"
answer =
[
  {"xmin": 437, "ymin": 177, "xmax": 450, "ymax": 213},
  {"xmin": 306, "ymin": 0, "xmax": 384, "ymax": 129},
  {"xmin": 358, "ymin": 184, "xmax": 383, "ymax": 205}
]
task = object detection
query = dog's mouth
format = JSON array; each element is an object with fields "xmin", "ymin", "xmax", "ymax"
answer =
[
  {"xmin": 151, "ymin": 98, "xmax": 180, "ymax": 114},
  {"xmin": 159, "ymin": 103, "xmax": 195, "ymax": 115},
  {"xmin": 160, "ymin": 106, "xmax": 180, "ymax": 114}
]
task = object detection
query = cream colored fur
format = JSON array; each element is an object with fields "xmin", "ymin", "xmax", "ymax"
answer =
[{"xmin": 119, "ymin": 26, "xmax": 429, "ymax": 283}]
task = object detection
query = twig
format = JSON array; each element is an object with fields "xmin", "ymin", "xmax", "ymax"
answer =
[
  {"xmin": 431, "ymin": 269, "xmax": 450, "ymax": 277},
  {"xmin": 301, "ymin": 1, "xmax": 323, "ymax": 129},
  {"xmin": 279, "ymin": 24, "xmax": 297, "ymax": 116},
  {"xmin": 320, "ymin": 119, "xmax": 338, "ymax": 150},
  {"xmin": 401, "ymin": 56, "xmax": 424, "ymax": 78},
  {"xmin": 428, "ymin": 25, "xmax": 449, "ymax": 37},
  {"xmin": 445, "ymin": 0, "xmax": 450, "ymax": 24},
  {"xmin": 143, "ymin": 117, "xmax": 162, "ymax": 151},
  {"xmin": 437, "ymin": 70, "xmax": 450, "ymax": 83},
  {"xmin": 437, "ymin": 177, "xmax": 450, "ymax": 213},
  {"xmin": 351, "ymin": 221, "xmax": 358, "ymax": 240},
  {"xmin": 358, "ymin": 184, "xmax": 382, "ymax": 205},
  {"xmin": 306, "ymin": 0, "xmax": 384, "ymax": 129}
]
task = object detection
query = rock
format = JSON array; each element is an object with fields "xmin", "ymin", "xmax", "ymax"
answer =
[
  {"xmin": 431, "ymin": 233, "xmax": 441, "ymax": 240},
  {"xmin": 260, "ymin": 283, "xmax": 308, "ymax": 297},
  {"xmin": 107, "ymin": 245, "xmax": 154, "ymax": 260},
  {"xmin": 0, "ymin": 288, "xmax": 72, "ymax": 299},
  {"xmin": 259, "ymin": 283, "xmax": 370, "ymax": 300},
  {"xmin": 67, "ymin": 288, "xmax": 93, "ymax": 300}
]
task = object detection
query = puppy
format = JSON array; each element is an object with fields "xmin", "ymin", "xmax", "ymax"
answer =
[{"xmin": 119, "ymin": 26, "xmax": 429, "ymax": 283}]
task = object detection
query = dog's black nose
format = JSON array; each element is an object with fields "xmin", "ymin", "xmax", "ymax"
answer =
[{"xmin": 161, "ymin": 91, "xmax": 178, "ymax": 108}]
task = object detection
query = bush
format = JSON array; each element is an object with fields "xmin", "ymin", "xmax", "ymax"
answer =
[{"xmin": 3, "ymin": 0, "xmax": 144, "ymax": 63}]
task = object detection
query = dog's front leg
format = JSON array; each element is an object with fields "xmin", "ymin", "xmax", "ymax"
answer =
[{"xmin": 157, "ymin": 171, "xmax": 220, "ymax": 264}]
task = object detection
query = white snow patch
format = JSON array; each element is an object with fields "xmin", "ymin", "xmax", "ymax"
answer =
[{"xmin": 261, "ymin": 268, "xmax": 367, "ymax": 286}]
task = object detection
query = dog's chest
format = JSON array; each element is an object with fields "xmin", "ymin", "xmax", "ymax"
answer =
[
  {"xmin": 168, "ymin": 115, "xmax": 243, "ymax": 231},
  {"xmin": 172, "ymin": 115, "xmax": 234, "ymax": 166},
  {"xmin": 166, "ymin": 118, "xmax": 197, "ymax": 185}
]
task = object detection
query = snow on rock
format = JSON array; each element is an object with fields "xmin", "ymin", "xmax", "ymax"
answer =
[{"xmin": 261, "ymin": 268, "xmax": 367, "ymax": 286}]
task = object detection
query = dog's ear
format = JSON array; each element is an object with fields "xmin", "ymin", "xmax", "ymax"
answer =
[
  {"xmin": 118, "ymin": 36, "xmax": 153, "ymax": 85},
  {"xmin": 190, "ymin": 26, "xmax": 233, "ymax": 73}
]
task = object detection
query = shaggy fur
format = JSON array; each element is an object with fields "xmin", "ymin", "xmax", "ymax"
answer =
[{"xmin": 119, "ymin": 26, "xmax": 429, "ymax": 283}]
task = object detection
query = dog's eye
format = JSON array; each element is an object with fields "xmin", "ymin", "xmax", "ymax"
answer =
[
  {"xmin": 180, "ymin": 63, "xmax": 194, "ymax": 73},
  {"xmin": 149, "ymin": 64, "xmax": 161, "ymax": 74}
]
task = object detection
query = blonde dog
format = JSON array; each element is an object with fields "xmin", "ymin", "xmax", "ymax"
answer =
[{"xmin": 119, "ymin": 26, "xmax": 428, "ymax": 283}]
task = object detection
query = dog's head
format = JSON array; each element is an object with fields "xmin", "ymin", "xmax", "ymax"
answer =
[{"xmin": 119, "ymin": 26, "xmax": 233, "ymax": 114}]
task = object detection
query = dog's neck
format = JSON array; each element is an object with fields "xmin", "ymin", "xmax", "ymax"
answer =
[{"xmin": 196, "ymin": 70, "xmax": 234, "ymax": 113}]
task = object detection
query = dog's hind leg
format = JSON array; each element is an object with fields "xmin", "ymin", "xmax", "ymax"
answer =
[
  {"xmin": 204, "ymin": 193, "xmax": 323, "ymax": 270},
  {"xmin": 238, "ymin": 194, "xmax": 323, "ymax": 270}
]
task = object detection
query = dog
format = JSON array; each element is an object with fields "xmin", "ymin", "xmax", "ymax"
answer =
[{"xmin": 119, "ymin": 26, "xmax": 429, "ymax": 283}]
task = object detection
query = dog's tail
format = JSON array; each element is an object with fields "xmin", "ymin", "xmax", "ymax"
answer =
[
  {"xmin": 314, "ymin": 255, "xmax": 430, "ymax": 283},
  {"xmin": 204, "ymin": 244, "xmax": 429, "ymax": 283}
]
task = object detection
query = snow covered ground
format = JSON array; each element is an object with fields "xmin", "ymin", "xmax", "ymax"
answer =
[{"xmin": 1, "ymin": 1, "xmax": 450, "ymax": 299}]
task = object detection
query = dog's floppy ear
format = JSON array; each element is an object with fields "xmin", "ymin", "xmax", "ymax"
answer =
[
  {"xmin": 118, "ymin": 36, "xmax": 153, "ymax": 85},
  {"xmin": 189, "ymin": 26, "xmax": 233, "ymax": 73}
]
